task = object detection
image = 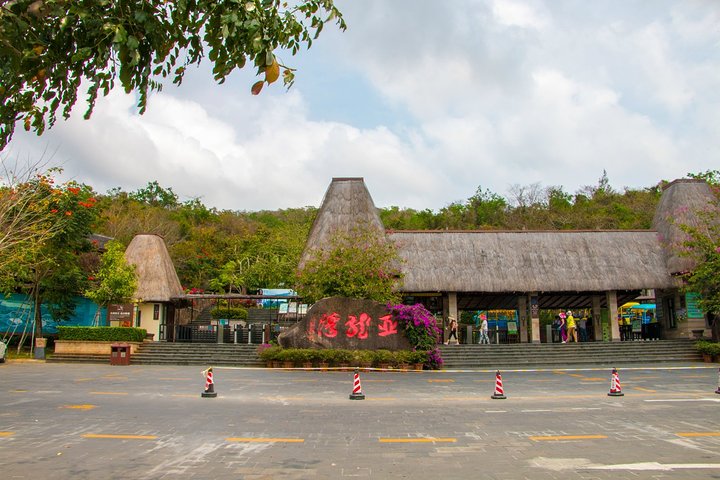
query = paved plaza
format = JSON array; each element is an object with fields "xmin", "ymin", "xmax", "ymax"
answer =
[{"xmin": 1, "ymin": 362, "xmax": 719, "ymax": 479}]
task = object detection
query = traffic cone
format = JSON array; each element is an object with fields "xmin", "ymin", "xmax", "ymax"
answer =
[
  {"xmin": 608, "ymin": 367, "xmax": 624, "ymax": 397},
  {"xmin": 491, "ymin": 370, "xmax": 507, "ymax": 399},
  {"xmin": 349, "ymin": 368, "xmax": 365, "ymax": 400},
  {"xmin": 201, "ymin": 367, "xmax": 217, "ymax": 398},
  {"xmin": 715, "ymin": 367, "xmax": 720, "ymax": 395}
]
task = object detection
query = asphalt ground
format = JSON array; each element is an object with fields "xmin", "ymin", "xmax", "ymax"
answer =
[{"xmin": 1, "ymin": 362, "xmax": 719, "ymax": 480}]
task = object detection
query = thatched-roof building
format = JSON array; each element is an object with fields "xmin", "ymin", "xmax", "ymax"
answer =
[
  {"xmin": 124, "ymin": 234, "xmax": 183, "ymax": 340},
  {"xmin": 302, "ymin": 177, "xmax": 717, "ymax": 343}
]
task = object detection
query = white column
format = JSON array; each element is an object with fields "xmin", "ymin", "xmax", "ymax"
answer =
[
  {"xmin": 529, "ymin": 293, "xmax": 540, "ymax": 344},
  {"xmin": 606, "ymin": 290, "xmax": 620, "ymax": 342}
]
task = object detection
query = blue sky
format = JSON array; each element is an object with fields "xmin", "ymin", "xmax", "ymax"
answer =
[{"xmin": 6, "ymin": 0, "xmax": 720, "ymax": 211}]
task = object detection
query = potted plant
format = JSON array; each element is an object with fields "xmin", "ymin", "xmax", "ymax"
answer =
[
  {"xmin": 409, "ymin": 350, "xmax": 427, "ymax": 370},
  {"xmin": 334, "ymin": 349, "xmax": 353, "ymax": 370},
  {"xmin": 317, "ymin": 349, "xmax": 331, "ymax": 371},
  {"xmin": 695, "ymin": 340, "xmax": 716, "ymax": 363},
  {"xmin": 279, "ymin": 349, "xmax": 295, "ymax": 368},
  {"xmin": 298, "ymin": 349, "xmax": 314, "ymax": 369},
  {"xmin": 395, "ymin": 350, "xmax": 411, "ymax": 371},
  {"xmin": 375, "ymin": 349, "xmax": 393, "ymax": 369},
  {"xmin": 353, "ymin": 350, "xmax": 373, "ymax": 370},
  {"xmin": 258, "ymin": 345, "xmax": 280, "ymax": 368}
]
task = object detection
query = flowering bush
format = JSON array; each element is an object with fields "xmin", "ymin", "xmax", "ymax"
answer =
[{"xmin": 388, "ymin": 303, "xmax": 443, "ymax": 369}]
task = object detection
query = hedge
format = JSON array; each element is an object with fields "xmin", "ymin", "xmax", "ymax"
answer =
[
  {"xmin": 210, "ymin": 307, "xmax": 248, "ymax": 320},
  {"xmin": 57, "ymin": 326, "xmax": 147, "ymax": 342},
  {"xmin": 257, "ymin": 347, "xmax": 430, "ymax": 368}
]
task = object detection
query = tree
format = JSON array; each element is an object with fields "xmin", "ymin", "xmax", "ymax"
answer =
[
  {"xmin": 6, "ymin": 179, "xmax": 99, "ymax": 338},
  {"xmin": 0, "ymin": 157, "xmax": 64, "ymax": 281},
  {"xmin": 679, "ymin": 172, "xmax": 720, "ymax": 341},
  {"xmin": 0, "ymin": 0, "xmax": 346, "ymax": 148},
  {"xmin": 85, "ymin": 240, "xmax": 138, "ymax": 326},
  {"xmin": 295, "ymin": 225, "xmax": 404, "ymax": 304}
]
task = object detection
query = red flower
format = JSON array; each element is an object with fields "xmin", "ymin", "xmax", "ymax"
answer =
[
  {"xmin": 65, "ymin": 211, "xmax": 72, "ymax": 216},
  {"xmin": 50, "ymin": 209, "xmax": 58, "ymax": 213}
]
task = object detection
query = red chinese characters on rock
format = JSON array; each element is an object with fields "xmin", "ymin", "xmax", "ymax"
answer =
[
  {"xmin": 377, "ymin": 314, "xmax": 398, "ymax": 337},
  {"xmin": 345, "ymin": 313, "xmax": 371, "ymax": 339},
  {"xmin": 307, "ymin": 312, "xmax": 397, "ymax": 340}
]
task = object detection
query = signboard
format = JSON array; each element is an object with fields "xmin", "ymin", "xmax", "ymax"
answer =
[
  {"xmin": 107, "ymin": 303, "xmax": 134, "ymax": 327},
  {"xmin": 278, "ymin": 297, "xmax": 411, "ymax": 350},
  {"xmin": 685, "ymin": 293, "xmax": 704, "ymax": 319}
]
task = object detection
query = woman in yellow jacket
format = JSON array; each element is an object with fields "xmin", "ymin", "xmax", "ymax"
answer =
[{"xmin": 566, "ymin": 311, "xmax": 578, "ymax": 343}]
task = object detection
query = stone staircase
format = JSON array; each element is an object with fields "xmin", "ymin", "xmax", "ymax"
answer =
[
  {"xmin": 48, "ymin": 339, "xmax": 702, "ymax": 368},
  {"xmin": 130, "ymin": 342, "xmax": 264, "ymax": 367},
  {"xmin": 439, "ymin": 339, "xmax": 702, "ymax": 369}
]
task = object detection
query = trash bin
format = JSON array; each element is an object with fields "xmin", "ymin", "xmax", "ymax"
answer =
[{"xmin": 110, "ymin": 343, "xmax": 130, "ymax": 365}]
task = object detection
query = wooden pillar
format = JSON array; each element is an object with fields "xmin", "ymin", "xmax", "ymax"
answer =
[
  {"xmin": 517, "ymin": 296, "xmax": 528, "ymax": 343},
  {"xmin": 606, "ymin": 290, "xmax": 620, "ymax": 342},
  {"xmin": 529, "ymin": 293, "xmax": 540, "ymax": 344},
  {"xmin": 592, "ymin": 295, "xmax": 602, "ymax": 341}
]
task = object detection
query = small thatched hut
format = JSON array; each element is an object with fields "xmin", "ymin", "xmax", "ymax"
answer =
[
  {"xmin": 124, "ymin": 234, "xmax": 183, "ymax": 340},
  {"xmin": 302, "ymin": 177, "xmax": 716, "ymax": 343}
]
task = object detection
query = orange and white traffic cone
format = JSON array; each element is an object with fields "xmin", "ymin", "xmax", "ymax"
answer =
[
  {"xmin": 201, "ymin": 367, "xmax": 217, "ymax": 398},
  {"xmin": 349, "ymin": 368, "xmax": 365, "ymax": 400},
  {"xmin": 715, "ymin": 367, "xmax": 720, "ymax": 395},
  {"xmin": 608, "ymin": 367, "xmax": 624, "ymax": 397},
  {"xmin": 491, "ymin": 370, "xmax": 507, "ymax": 399}
]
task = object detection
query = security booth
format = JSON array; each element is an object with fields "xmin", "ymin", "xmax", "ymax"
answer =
[{"xmin": 110, "ymin": 343, "xmax": 131, "ymax": 365}]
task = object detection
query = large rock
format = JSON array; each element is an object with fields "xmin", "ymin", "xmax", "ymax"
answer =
[{"xmin": 278, "ymin": 297, "xmax": 411, "ymax": 350}]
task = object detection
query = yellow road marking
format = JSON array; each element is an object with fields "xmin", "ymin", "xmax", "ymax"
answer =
[
  {"xmin": 82, "ymin": 434, "xmax": 157, "ymax": 440},
  {"xmin": 553, "ymin": 371, "xmax": 568, "ymax": 375},
  {"xmin": 529, "ymin": 379, "xmax": 554, "ymax": 382},
  {"xmin": 428, "ymin": 379, "xmax": 455, "ymax": 383},
  {"xmin": 676, "ymin": 432, "xmax": 720, "ymax": 438},
  {"xmin": 568, "ymin": 374, "xmax": 585, "ymax": 378},
  {"xmin": 10, "ymin": 389, "xmax": 28, "ymax": 393},
  {"xmin": 74, "ymin": 378, "xmax": 94, "ymax": 382},
  {"xmin": 60, "ymin": 404, "xmax": 97, "ymax": 410},
  {"xmin": 171, "ymin": 394, "xmax": 196, "ymax": 398},
  {"xmin": 632, "ymin": 387, "xmax": 657, "ymax": 393},
  {"xmin": 101, "ymin": 375, "xmax": 128, "ymax": 380},
  {"xmin": 90, "ymin": 392, "xmax": 128, "ymax": 396},
  {"xmin": 580, "ymin": 378, "xmax": 606, "ymax": 382},
  {"xmin": 680, "ymin": 375, "xmax": 708, "ymax": 379},
  {"xmin": 0, "ymin": 431, "xmax": 15, "ymax": 437},
  {"xmin": 226, "ymin": 437, "xmax": 304, "ymax": 443},
  {"xmin": 530, "ymin": 435, "xmax": 607, "ymax": 441},
  {"xmin": 379, "ymin": 437, "xmax": 456, "ymax": 443}
]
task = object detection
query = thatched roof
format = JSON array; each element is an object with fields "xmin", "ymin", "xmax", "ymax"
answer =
[
  {"xmin": 124, "ymin": 234, "xmax": 183, "ymax": 302},
  {"xmin": 299, "ymin": 177, "xmax": 385, "ymax": 268},
  {"xmin": 390, "ymin": 230, "xmax": 676, "ymax": 293},
  {"xmin": 652, "ymin": 179, "xmax": 718, "ymax": 274}
]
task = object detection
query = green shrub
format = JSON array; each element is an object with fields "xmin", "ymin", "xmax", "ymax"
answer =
[
  {"xmin": 374, "ymin": 349, "xmax": 393, "ymax": 365},
  {"xmin": 57, "ymin": 326, "xmax": 147, "ymax": 342},
  {"xmin": 333, "ymin": 349, "xmax": 353, "ymax": 364},
  {"xmin": 258, "ymin": 346, "xmax": 281, "ymax": 362},
  {"xmin": 210, "ymin": 307, "xmax": 248, "ymax": 320}
]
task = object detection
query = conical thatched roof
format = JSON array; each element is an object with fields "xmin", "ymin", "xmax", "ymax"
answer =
[
  {"xmin": 124, "ymin": 234, "xmax": 183, "ymax": 302},
  {"xmin": 390, "ymin": 230, "xmax": 675, "ymax": 292},
  {"xmin": 299, "ymin": 178, "xmax": 385, "ymax": 268},
  {"xmin": 652, "ymin": 179, "xmax": 718, "ymax": 274}
]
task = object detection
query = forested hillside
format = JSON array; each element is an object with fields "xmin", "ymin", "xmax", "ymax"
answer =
[{"xmin": 90, "ymin": 172, "xmax": 671, "ymax": 292}]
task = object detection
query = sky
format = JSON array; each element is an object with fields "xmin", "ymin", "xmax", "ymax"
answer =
[{"xmin": 5, "ymin": 0, "xmax": 720, "ymax": 212}]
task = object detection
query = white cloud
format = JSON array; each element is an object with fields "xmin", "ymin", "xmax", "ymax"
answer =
[{"xmin": 6, "ymin": 0, "xmax": 720, "ymax": 212}]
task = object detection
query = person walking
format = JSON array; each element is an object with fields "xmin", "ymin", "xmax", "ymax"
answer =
[
  {"xmin": 566, "ymin": 310, "xmax": 577, "ymax": 343},
  {"xmin": 578, "ymin": 316, "xmax": 588, "ymax": 342},
  {"xmin": 446, "ymin": 316, "xmax": 458, "ymax": 345},
  {"xmin": 559, "ymin": 312, "xmax": 568, "ymax": 343},
  {"xmin": 479, "ymin": 314, "xmax": 490, "ymax": 344}
]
